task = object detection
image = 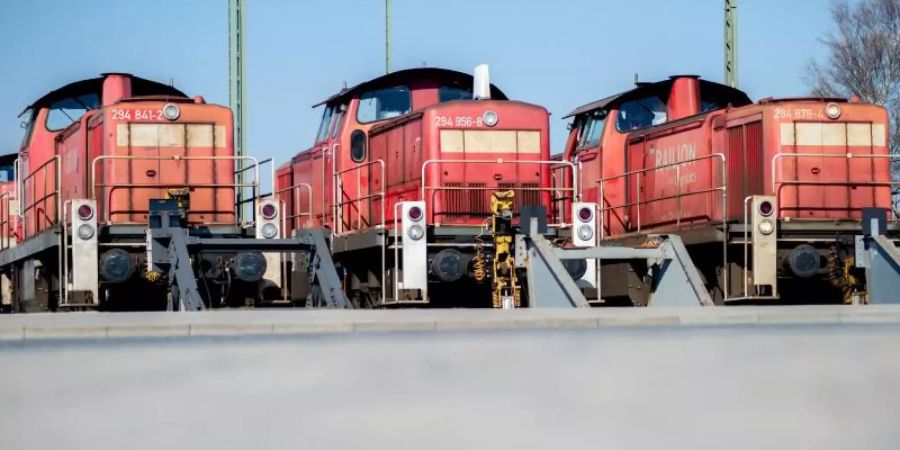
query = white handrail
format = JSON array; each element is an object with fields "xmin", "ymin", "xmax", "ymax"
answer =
[
  {"xmin": 90, "ymin": 155, "xmax": 260, "ymax": 223},
  {"xmin": 597, "ymin": 153, "xmax": 727, "ymax": 236},
  {"xmin": 771, "ymin": 152, "xmax": 899, "ymax": 219},
  {"xmin": 330, "ymin": 143, "xmax": 339, "ymax": 230},
  {"xmin": 596, "ymin": 152, "xmax": 728, "ymax": 300},
  {"xmin": 275, "ymin": 182, "xmax": 313, "ymax": 230},
  {"xmin": 20, "ymin": 155, "xmax": 62, "ymax": 235},
  {"xmin": 333, "ymin": 159, "xmax": 386, "ymax": 235},
  {"xmin": 771, "ymin": 152, "xmax": 900, "ymax": 191}
]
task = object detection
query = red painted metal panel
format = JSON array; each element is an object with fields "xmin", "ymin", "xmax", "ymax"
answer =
[
  {"xmin": 774, "ymin": 111, "xmax": 889, "ymax": 220},
  {"xmin": 98, "ymin": 103, "xmax": 234, "ymax": 225},
  {"xmin": 725, "ymin": 120, "xmax": 763, "ymax": 220},
  {"xmin": 620, "ymin": 119, "xmax": 717, "ymax": 232},
  {"xmin": 746, "ymin": 121, "xmax": 764, "ymax": 198}
]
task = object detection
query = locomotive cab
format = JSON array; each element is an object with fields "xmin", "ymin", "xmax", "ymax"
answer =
[{"xmin": 565, "ymin": 75, "xmax": 893, "ymax": 305}]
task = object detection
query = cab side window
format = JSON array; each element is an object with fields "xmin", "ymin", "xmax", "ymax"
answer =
[
  {"xmin": 577, "ymin": 111, "xmax": 606, "ymax": 149},
  {"xmin": 350, "ymin": 130, "xmax": 367, "ymax": 162},
  {"xmin": 357, "ymin": 86, "xmax": 411, "ymax": 123},
  {"xmin": 616, "ymin": 96, "xmax": 667, "ymax": 132}
]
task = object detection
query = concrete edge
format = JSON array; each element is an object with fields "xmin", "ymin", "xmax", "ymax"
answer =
[{"xmin": 3, "ymin": 307, "xmax": 900, "ymax": 341}]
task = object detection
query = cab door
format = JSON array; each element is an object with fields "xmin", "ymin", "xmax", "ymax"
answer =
[
  {"xmin": 311, "ymin": 105, "xmax": 336, "ymax": 229},
  {"xmin": 327, "ymin": 105, "xmax": 350, "ymax": 231},
  {"xmin": 315, "ymin": 104, "xmax": 348, "ymax": 231},
  {"xmin": 572, "ymin": 111, "xmax": 606, "ymax": 230}
]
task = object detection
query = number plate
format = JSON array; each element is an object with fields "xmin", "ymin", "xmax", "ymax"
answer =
[
  {"xmin": 433, "ymin": 115, "xmax": 485, "ymax": 128},
  {"xmin": 110, "ymin": 108, "xmax": 165, "ymax": 121}
]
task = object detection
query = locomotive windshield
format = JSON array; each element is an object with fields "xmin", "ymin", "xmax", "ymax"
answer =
[
  {"xmin": 46, "ymin": 93, "xmax": 101, "ymax": 131},
  {"xmin": 616, "ymin": 96, "xmax": 667, "ymax": 132},
  {"xmin": 357, "ymin": 85, "xmax": 411, "ymax": 123},
  {"xmin": 0, "ymin": 164, "xmax": 13, "ymax": 183},
  {"xmin": 438, "ymin": 85, "xmax": 472, "ymax": 102},
  {"xmin": 20, "ymin": 110, "xmax": 36, "ymax": 148},
  {"xmin": 615, "ymin": 91, "xmax": 743, "ymax": 132},
  {"xmin": 577, "ymin": 111, "xmax": 606, "ymax": 149},
  {"xmin": 315, "ymin": 104, "xmax": 346, "ymax": 142},
  {"xmin": 0, "ymin": 153, "xmax": 15, "ymax": 183},
  {"xmin": 315, "ymin": 105, "xmax": 335, "ymax": 142}
]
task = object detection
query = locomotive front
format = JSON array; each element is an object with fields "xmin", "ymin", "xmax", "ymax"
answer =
[
  {"xmin": 745, "ymin": 98, "xmax": 893, "ymax": 302},
  {"xmin": 387, "ymin": 72, "xmax": 582, "ymax": 307},
  {"xmin": 90, "ymin": 80, "xmax": 276, "ymax": 308},
  {"xmin": 8, "ymin": 73, "xmax": 281, "ymax": 311}
]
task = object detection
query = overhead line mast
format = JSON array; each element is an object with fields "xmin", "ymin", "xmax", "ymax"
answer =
[
  {"xmin": 229, "ymin": 0, "xmax": 247, "ymax": 220},
  {"xmin": 385, "ymin": 0, "xmax": 392, "ymax": 74},
  {"xmin": 724, "ymin": 0, "xmax": 738, "ymax": 88}
]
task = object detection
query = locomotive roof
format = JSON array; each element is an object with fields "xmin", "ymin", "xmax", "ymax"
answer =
[
  {"xmin": 313, "ymin": 67, "xmax": 508, "ymax": 107},
  {"xmin": 563, "ymin": 77, "xmax": 752, "ymax": 118},
  {"xmin": 20, "ymin": 73, "xmax": 187, "ymax": 116}
]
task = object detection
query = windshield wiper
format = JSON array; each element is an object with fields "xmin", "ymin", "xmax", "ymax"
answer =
[{"xmin": 58, "ymin": 109, "xmax": 76, "ymax": 123}]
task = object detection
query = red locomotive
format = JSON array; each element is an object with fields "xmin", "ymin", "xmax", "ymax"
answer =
[
  {"xmin": 563, "ymin": 75, "xmax": 893, "ymax": 304},
  {"xmin": 1, "ymin": 73, "xmax": 283, "ymax": 312},
  {"xmin": 276, "ymin": 66, "xmax": 583, "ymax": 307}
]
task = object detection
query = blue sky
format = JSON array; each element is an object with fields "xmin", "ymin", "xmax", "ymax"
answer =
[{"xmin": 0, "ymin": 0, "xmax": 847, "ymax": 161}]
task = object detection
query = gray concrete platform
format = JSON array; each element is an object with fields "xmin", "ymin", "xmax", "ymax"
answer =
[
  {"xmin": 1, "ymin": 316, "xmax": 899, "ymax": 450},
  {"xmin": 2, "ymin": 305, "xmax": 900, "ymax": 339}
]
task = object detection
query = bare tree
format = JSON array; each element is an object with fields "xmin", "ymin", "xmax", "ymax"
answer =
[{"xmin": 808, "ymin": 0, "xmax": 900, "ymax": 173}]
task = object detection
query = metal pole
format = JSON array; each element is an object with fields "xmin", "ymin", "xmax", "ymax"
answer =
[
  {"xmin": 229, "ymin": 0, "xmax": 247, "ymax": 221},
  {"xmin": 724, "ymin": 0, "xmax": 738, "ymax": 88},
  {"xmin": 385, "ymin": 0, "xmax": 391, "ymax": 74}
]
